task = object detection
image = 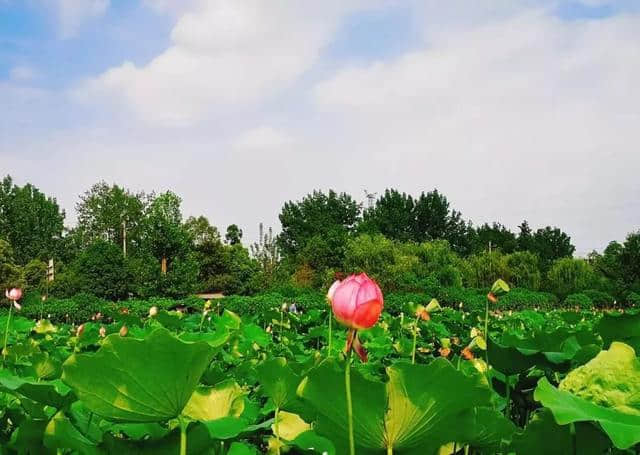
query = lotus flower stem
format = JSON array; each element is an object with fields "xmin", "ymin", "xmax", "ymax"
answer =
[
  {"xmin": 387, "ymin": 443, "xmax": 394, "ymax": 455},
  {"xmin": 327, "ymin": 312, "xmax": 332, "ymax": 356},
  {"xmin": 505, "ymin": 377, "xmax": 511, "ymax": 418},
  {"xmin": 274, "ymin": 406, "xmax": 282, "ymax": 455},
  {"xmin": 178, "ymin": 415, "xmax": 188, "ymax": 455},
  {"xmin": 484, "ymin": 299, "xmax": 490, "ymax": 365},
  {"xmin": 345, "ymin": 349, "xmax": 355, "ymax": 455},
  {"xmin": 411, "ymin": 315, "xmax": 420, "ymax": 364},
  {"xmin": 2, "ymin": 304, "xmax": 13, "ymax": 365}
]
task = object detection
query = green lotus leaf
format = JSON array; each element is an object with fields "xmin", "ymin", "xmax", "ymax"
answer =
[
  {"xmin": 491, "ymin": 279, "xmax": 510, "ymax": 296},
  {"xmin": 559, "ymin": 341, "xmax": 640, "ymax": 415},
  {"xmin": 297, "ymin": 358, "xmax": 497, "ymax": 454},
  {"xmin": 33, "ymin": 319, "xmax": 57, "ymax": 334},
  {"xmin": 8, "ymin": 418, "xmax": 50, "ymax": 454},
  {"xmin": 226, "ymin": 442, "xmax": 260, "ymax": 455},
  {"xmin": 62, "ymin": 327, "xmax": 215, "ymax": 422},
  {"xmin": 178, "ymin": 329, "xmax": 230, "ymax": 348},
  {"xmin": 44, "ymin": 410, "xmax": 102, "ymax": 455},
  {"xmin": 182, "ymin": 380, "xmax": 245, "ymax": 421},
  {"xmin": 596, "ymin": 311, "xmax": 640, "ymax": 351},
  {"xmin": 511, "ymin": 408, "xmax": 611, "ymax": 455},
  {"xmin": 256, "ymin": 357, "xmax": 301, "ymax": 409},
  {"xmin": 0, "ymin": 369, "xmax": 73, "ymax": 408},
  {"xmin": 535, "ymin": 377, "xmax": 640, "ymax": 448}
]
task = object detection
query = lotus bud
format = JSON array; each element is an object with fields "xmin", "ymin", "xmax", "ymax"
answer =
[
  {"xmin": 5, "ymin": 288, "xmax": 22, "ymax": 301},
  {"xmin": 487, "ymin": 292, "xmax": 498, "ymax": 304},
  {"xmin": 416, "ymin": 307, "xmax": 430, "ymax": 321},
  {"xmin": 458, "ymin": 302, "xmax": 463, "ymax": 309},
  {"xmin": 149, "ymin": 306, "xmax": 158, "ymax": 317},
  {"xmin": 439, "ymin": 347, "xmax": 451, "ymax": 358},
  {"xmin": 281, "ymin": 303, "xmax": 288, "ymax": 312},
  {"xmin": 461, "ymin": 347, "xmax": 474, "ymax": 360},
  {"xmin": 96, "ymin": 312, "xmax": 102, "ymax": 320},
  {"xmin": 327, "ymin": 280, "xmax": 340, "ymax": 304},
  {"xmin": 119, "ymin": 325, "xmax": 128, "ymax": 337},
  {"xmin": 76, "ymin": 324, "xmax": 85, "ymax": 338},
  {"xmin": 119, "ymin": 307, "xmax": 129, "ymax": 315},
  {"xmin": 99, "ymin": 326, "xmax": 106, "ymax": 337},
  {"xmin": 41, "ymin": 295, "xmax": 47, "ymax": 302},
  {"xmin": 204, "ymin": 300, "xmax": 212, "ymax": 310},
  {"xmin": 330, "ymin": 273, "xmax": 383, "ymax": 330}
]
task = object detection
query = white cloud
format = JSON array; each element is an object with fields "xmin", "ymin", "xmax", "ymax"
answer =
[
  {"xmin": 312, "ymin": 11, "xmax": 640, "ymax": 252},
  {"xmin": 233, "ymin": 126, "xmax": 293, "ymax": 151},
  {"xmin": 76, "ymin": 0, "xmax": 363, "ymax": 127},
  {"xmin": 51, "ymin": 0, "xmax": 110, "ymax": 38},
  {"xmin": 9, "ymin": 65, "xmax": 38, "ymax": 81}
]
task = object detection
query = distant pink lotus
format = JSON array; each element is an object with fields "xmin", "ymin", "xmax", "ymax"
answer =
[
  {"xmin": 5, "ymin": 288, "xmax": 22, "ymax": 302},
  {"xmin": 329, "ymin": 273, "xmax": 383, "ymax": 330}
]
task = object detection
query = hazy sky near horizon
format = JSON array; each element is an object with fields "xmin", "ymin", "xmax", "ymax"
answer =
[{"xmin": 1, "ymin": 0, "xmax": 640, "ymax": 255}]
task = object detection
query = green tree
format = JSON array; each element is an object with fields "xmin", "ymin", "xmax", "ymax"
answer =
[
  {"xmin": 413, "ymin": 190, "xmax": 473, "ymax": 255},
  {"xmin": 278, "ymin": 190, "xmax": 360, "ymax": 273},
  {"xmin": 505, "ymin": 251, "xmax": 541, "ymax": 290},
  {"xmin": 142, "ymin": 191, "xmax": 190, "ymax": 272},
  {"xmin": 530, "ymin": 226, "xmax": 575, "ymax": 270},
  {"xmin": 184, "ymin": 216, "xmax": 220, "ymax": 246},
  {"xmin": 360, "ymin": 189, "xmax": 415, "ymax": 242},
  {"xmin": 463, "ymin": 250, "xmax": 509, "ymax": 288},
  {"xmin": 473, "ymin": 222, "xmax": 518, "ymax": 254},
  {"xmin": 517, "ymin": 220, "xmax": 534, "ymax": 251},
  {"xmin": 250, "ymin": 223, "xmax": 280, "ymax": 287},
  {"xmin": 0, "ymin": 175, "xmax": 65, "ymax": 264},
  {"xmin": 546, "ymin": 257, "xmax": 595, "ymax": 299},
  {"xmin": 75, "ymin": 181, "xmax": 148, "ymax": 253},
  {"xmin": 225, "ymin": 224, "xmax": 243, "ymax": 245},
  {"xmin": 620, "ymin": 231, "xmax": 640, "ymax": 289},
  {"xmin": 69, "ymin": 240, "xmax": 131, "ymax": 300},
  {"xmin": 0, "ymin": 239, "xmax": 22, "ymax": 290},
  {"xmin": 23, "ymin": 259, "xmax": 47, "ymax": 292}
]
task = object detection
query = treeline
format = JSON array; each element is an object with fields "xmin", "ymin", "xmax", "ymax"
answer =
[{"xmin": 1, "ymin": 177, "xmax": 639, "ymax": 307}]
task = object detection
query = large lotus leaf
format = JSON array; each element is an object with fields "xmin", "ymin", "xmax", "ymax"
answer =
[
  {"xmin": 0, "ymin": 369, "xmax": 73, "ymax": 408},
  {"xmin": 256, "ymin": 357, "xmax": 301, "ymax": 409},
  {"xmin": 559, "ymin": 341, "xmax": 640, "ymax": 414},
  {"xmin": 182, "ymin": 380, "xmax": 245, "ymax": 421},
  {"xmin": 44, "ymin": 411, "xmax": 103, "ymax": 455},
  {"xmin": 453, "ymin": 407, "xmax": 517, "ymax": 452},
  {"xmin": 100, "ymin": 421, "xmax": 221, "ymax": 454},
  {"xmin": 62, "ymin": 328, "xmax": 215, "ymax": 422},
  {"xmin": 179, "ymin": 329, "xmax": 230, "ymax": 348},
  {"xmin": 511, "ymin": 408, "xmax": 611, "ymax": 455},
  {"xmin": 8, "ymin": 418, "xmax": 51, "ymax": 454},
  {"xmin": 488, "ymin": 328, "xmax": 600, "ymax": 375},
  {"xmin": 297, "ymin": 358, "xmax": 494, "ymax": 454},
  {"xmin": 535, "ymin": 377, "xmax": 640, "ymax": 449},
  {"xmin": 596, "ymin": 311, "xmax": 640, "ymax": 351}
]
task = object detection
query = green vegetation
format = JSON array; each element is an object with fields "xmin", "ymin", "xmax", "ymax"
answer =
[{"xmin": 1, "ymin": 288, "xmax": 640, "ymax": 453}]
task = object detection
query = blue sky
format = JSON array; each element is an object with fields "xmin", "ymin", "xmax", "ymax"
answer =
[{"xmin": 1, "ymin": 0, "xmax": 639, "ymax": 254}]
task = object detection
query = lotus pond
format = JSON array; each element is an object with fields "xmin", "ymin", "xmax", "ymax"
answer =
[{"xmin": 1, "ymin": 292, "xmax": 640, "ymax": 454}]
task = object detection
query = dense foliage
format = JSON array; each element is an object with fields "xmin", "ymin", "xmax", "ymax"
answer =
[
  {"xmin": 1, "ymin": 175, "xmax": 640, "ymax": 310},
  {"xmin": 1, "ymin": 288, "xmax": 640, "ymax": 453}
]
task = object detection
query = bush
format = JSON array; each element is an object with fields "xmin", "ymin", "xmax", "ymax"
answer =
[
  {"xmin": 497, "ymin": 288, "xmax": 558, "ymax": 311},
  {"xmin": 625, "ymin": 292, "xmax": 640, "ymax": 307},
  {"xmin": 582, "ymin": 289, "xmax": 615, "ymax": 309},
  {"xmin": 564, "ymin": 293, "xmax": 593, "ymax": 310}
]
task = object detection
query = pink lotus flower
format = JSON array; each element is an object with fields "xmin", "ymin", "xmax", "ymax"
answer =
[
  {"xmin": 327, "ymin": 273, "xmax": 383, "ymax": 363},
  {"xmin": 5, "ymin": 288, "xmax": 22, "ymax": 302},
  {"xmin": 329, "ymin": 273, "xmax": 383, "ymax": 330}
]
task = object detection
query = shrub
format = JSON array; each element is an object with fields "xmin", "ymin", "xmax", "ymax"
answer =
[
  {"xmin": 582, "ymin": 289, "xmax": 615, "ymax": 309},
  {"xmin": 498, "ymin": 288, "xmax": 558, "ymax": 311},
  {"xmin": 564, "ymin": 293, "xmax": 593, "ymax": 310}
]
